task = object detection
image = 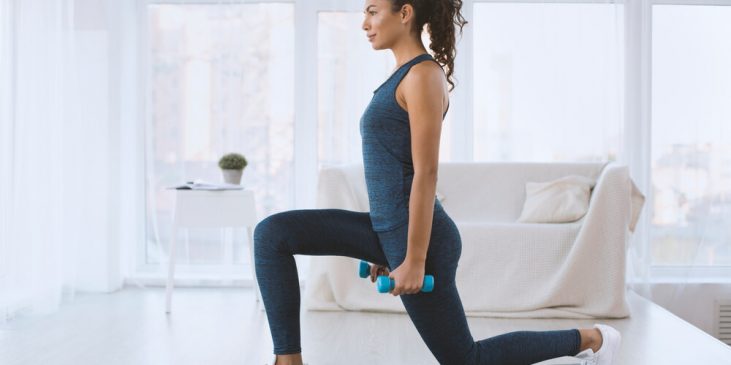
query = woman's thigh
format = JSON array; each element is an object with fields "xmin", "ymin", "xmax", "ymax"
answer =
[
  {"xmin": 377, "ymin": 213, "xmax": 474, "ymax": 364},
  {"xmin": 400, "ymin": 282, "xmax": 476, "ymax": 364},
  {"xmin": 253, "ymin": 208, "xmax": 389, "ymax": 266},
  {"xmin": 375, "ymin": 212, "xmax": 462, "ymax": 288}
]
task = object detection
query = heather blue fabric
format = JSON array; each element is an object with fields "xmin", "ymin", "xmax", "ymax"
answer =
[
  {"xmin": 253, "ymin": 53, "xmax": 582, "ymax": 364},
  {"xmin": 360, "ymin": 53, "xmax": 449, "ymax": 232}
]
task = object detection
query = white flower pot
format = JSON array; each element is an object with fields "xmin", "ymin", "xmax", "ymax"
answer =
[{"xmin": 221, "ymin": 169, "xmax": 243, "ymax": 185}]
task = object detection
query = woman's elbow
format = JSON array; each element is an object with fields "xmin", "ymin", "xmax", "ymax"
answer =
[{"xmin": 414, "ymin": 169, "xmax": 438, "ymax": 182}]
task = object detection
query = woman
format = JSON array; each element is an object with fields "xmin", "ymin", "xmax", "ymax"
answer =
[{"xmin": 254, "ymin": 1, "xmax": 622, "ymax": 364}]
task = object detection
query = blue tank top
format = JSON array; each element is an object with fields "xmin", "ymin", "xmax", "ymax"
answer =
[{"xmin": 359, "ymin": 53, "xmax": 450, "ymax": 232}]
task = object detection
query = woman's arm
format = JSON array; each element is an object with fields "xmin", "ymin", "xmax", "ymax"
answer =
[
  {"xmin": 385, "ymin": 61, "xmax": 447, "ymax": 296},
  {"xmin": 406, "ymin": 169, "xmax": 438, "ymax": 265},
  {"xmin": 403, "ymin": 62, "xmax": 447, "ymax": 266}
]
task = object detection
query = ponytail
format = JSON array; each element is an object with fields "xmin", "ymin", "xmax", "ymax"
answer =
[{"xmin": 389, "ymin": 0, "xmax": 468, "ymax": 92}]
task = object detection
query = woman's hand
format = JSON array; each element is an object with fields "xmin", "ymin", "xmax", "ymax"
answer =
[
  {"xmin": 388, "ymin": 259, "xmax": 426, "ymax": 296},
  {"xmin": 370, "ymin": 264, "xmax": 390, "ymax": 283}
]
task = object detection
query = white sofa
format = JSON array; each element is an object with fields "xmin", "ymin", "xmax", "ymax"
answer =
[{"xmin": 303, "ymin": 161, "xmax": 645, "ymax": 319}]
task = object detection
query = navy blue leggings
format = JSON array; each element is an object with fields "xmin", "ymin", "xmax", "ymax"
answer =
[{"xmin": 253, "ymin": 208, "xmax": 582, "ymax": 365}]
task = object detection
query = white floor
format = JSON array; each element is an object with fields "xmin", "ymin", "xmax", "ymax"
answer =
[{"xmin": 1, "ymin": 286, "xmax": 730, "ymax": 365}]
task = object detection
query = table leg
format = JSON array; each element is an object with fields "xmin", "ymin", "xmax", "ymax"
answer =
[
  {"xmin": 247, "ymin": 226, "xmax": 263, "ymax": 307},
  {"xmin": 165, "ymin": 223, "xmax": 179, "ymax": 314}
]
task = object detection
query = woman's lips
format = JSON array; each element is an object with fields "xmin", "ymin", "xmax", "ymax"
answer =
[{"xmin": 368, "ymin": 34, "xmax": 376, "ymax": 41}]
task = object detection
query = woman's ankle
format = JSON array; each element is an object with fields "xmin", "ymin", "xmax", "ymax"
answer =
[
  {"xmin": 274, "ymin": 353, "xmax": 303, "ymax": 365},
  {"xmin": 578, "ymin": 328, "xmax": 602, "ymax": 353}
]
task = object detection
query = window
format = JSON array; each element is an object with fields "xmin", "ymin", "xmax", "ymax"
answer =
[
  {"xmin": 137, "ymin": 0, "xmax": 731, "ymax": 282},
  {"xmin": 651, "ymin": 5, "xmax": 731, "ymax": 266},
  {"xmin": 145, "ymin": 3, "xmax": 294, "ymax": 269},
  {"xmin": 472, "ymin": 3, "xmax": 624, "ymax": 162}
]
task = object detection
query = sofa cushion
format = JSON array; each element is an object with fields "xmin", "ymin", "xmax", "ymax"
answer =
[
  {"xmin": 516, "ymin": 175, "xmax": 596, "ymax": 223},
  {"xmin": 455, "ymin": 220, "xmax": 585, "ymax": 310}
]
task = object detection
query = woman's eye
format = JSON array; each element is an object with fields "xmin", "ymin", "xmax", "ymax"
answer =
[{"xmin": 370, "ymin": 11, "xmax": 376, "ymax": 15}]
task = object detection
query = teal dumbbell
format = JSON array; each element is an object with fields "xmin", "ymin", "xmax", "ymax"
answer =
[
  {"xmin": 359, "ymin": 260, "xmax": 372, "ymax": 278},
  {"xmin": 376, "ymin": 275, "xmax": 434, "ymax": 293},
  {"xmin": 358, "ymin": 260, "xmax": 435, "ymax": 293}
]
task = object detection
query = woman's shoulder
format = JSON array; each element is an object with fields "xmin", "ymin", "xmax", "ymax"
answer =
[
  {"xmin": 406, "ymin": 59, "xmax": 445, "ymax": 83},
  {"xmin": 399, "ymin": 60, "xmax": 449, "ymax": 104}
]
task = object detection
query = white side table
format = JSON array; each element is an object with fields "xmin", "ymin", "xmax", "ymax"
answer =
[{"xmin": 165, "ymin": 188, "xmax": 262, "ymax": 313}]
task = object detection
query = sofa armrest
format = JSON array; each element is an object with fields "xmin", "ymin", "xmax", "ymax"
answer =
[
  {"xmin": 583, "ymin": 163, "xmax": 626, "ymax": 224},
  {"xmin": 584, "ymin": 162, "xmax": 645, "ymax": 234}
]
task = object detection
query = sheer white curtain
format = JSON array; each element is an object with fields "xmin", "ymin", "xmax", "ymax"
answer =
[
  {"xmin": 0, "ymin": 0, "xmax": 13, "ymax": 320},
  {"xmin": 0, "ymin": 0, "xmax": 141, "ymax": 322}
]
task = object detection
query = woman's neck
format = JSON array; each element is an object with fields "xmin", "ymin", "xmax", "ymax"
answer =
[{"xmin": 390, "ymin": 38, "xmax": 428, "ymax": 69}]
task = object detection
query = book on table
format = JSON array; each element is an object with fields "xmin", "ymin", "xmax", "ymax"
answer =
[{"xmin": 167, "ymin": 179, "xmax": 244, "ymax": 191}]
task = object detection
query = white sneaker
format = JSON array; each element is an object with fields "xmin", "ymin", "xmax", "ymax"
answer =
[{"xmin": 574, "ymin": 323, "xmax": 622, "ymax": 365}]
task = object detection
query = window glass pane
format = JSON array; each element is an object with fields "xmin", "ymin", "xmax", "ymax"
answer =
[
  {"xmin": 651, "ymin": 5, "xmax": 731, "ymax": 266},
  {"xmin": 473, "ymin": 3, "xmax": 624, "ymax": 161},
  {"xmin": 318, "ymin": 12, "xmax": 453, "ymax": 171},
  {"xmin": 147, "ymin": 4, "xmax": 294, "ymax": 267}
]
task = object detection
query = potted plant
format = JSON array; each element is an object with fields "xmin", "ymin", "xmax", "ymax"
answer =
[{"xmin": 218, "ymin": 152, "xmax": 248, "ymax": 185}]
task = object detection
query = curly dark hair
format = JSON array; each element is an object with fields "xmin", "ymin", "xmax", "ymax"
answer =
[{"xmin": 388, "ymin": 0, "xmax": 468, "ymax": 92}]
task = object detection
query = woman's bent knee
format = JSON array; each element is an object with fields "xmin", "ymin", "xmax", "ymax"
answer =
[{"xmin": 254, "ymin": 212, "xmax": 291, "ymax": 256}]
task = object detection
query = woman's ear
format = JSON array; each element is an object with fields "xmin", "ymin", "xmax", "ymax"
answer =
[{"xmin": 400, "ymin": 4, "xmax": 413, "ymax": 23}]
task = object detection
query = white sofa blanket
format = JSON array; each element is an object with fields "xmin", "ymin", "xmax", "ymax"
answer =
[{"xmin": 303, "ymin": 162, "xmax": 645, "ymax": 319}]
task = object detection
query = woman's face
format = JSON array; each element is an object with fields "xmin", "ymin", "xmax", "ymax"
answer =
[{"xmin": 362, "ymin": 0, "xmax": 408, "ymax": 50}]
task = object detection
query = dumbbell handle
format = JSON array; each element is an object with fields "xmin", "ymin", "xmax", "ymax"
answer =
[
  {"xmin": 376, "ymin": 275, "xmax": 434, "ymax": 293},
  {"xmin": 359, "ymin": 260, "xmax": 434, "ymax": 293}
]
